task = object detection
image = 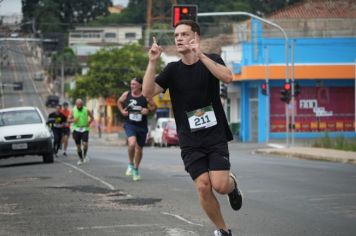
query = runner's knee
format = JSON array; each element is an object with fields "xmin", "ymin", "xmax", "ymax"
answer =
[{"xmin": 195, "ymin": 175, "xmax": 213, "ymax": 197}]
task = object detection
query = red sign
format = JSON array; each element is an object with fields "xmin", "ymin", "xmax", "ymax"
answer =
[{"xmin": 270, "ymin": 87, "xmax": 355, "ymax": 132}]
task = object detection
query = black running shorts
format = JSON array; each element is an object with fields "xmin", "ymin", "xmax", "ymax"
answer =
[
  {"xmin": 62, "ymin": 127, "xmax": 71, "ymax": 136},
  {"xmin": 182, "ymin": 142, "xmax": 231, "ymax": 180},
  {"xmin": 72, "ymin": 130, "xmax": 89, "ymax": 145},
  {"xmin": 123, "ymin": 123, "xmax": 148, "ymax": 148}
]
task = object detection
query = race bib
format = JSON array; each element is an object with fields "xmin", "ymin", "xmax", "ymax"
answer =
[
  {"xmin": 186, "ymin": 105, "xmax": 217, "ymax": 132},
  {"xmin": 129, "ymin": 112, "xmax": 143, "ymax": 122},
  {"xmin": 53, "ymin": 123, "xmax": 62, "ymax": 128},
  {"xmin": 75, "ymin": 127, "xmax": 86, "ymax": 133}
]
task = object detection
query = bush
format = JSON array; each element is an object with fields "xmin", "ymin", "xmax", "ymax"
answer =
[{"xmin": 313, "ymin": 133, "xmax": 356, "ymax": 152}]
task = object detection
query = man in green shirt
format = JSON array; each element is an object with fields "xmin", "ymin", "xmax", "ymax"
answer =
[{"xmin": 69, "ymin": 98, "xmax": 94, "ymax": 165}]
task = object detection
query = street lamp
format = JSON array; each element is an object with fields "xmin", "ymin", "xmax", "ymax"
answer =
[{"xmin": 198, "ymin": 11, "xmax": 291, "ymax": 146}]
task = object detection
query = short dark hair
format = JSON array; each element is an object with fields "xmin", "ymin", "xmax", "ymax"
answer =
[
  {"xmin": 132, "ymin": 77, "xmax": 143, "ymax": 84},
  {"xmin": 175, "ymin": 20, "xmax": 200, "ymax": 36}
]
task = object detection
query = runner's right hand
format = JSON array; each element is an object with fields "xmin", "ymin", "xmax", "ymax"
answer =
[{"xmin": 148, "ymin": 36, "xmax": 162, "ymax": 62}]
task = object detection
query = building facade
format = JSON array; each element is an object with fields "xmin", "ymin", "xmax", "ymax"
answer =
[
  {"xmin": 69, "ymin": 26, "xmax": 142, "ymax": 47},
  {"xmin": 230, "ymin": 0, "xmax": 356, "ymax": 143}
]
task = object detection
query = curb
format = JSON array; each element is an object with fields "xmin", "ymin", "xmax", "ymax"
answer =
[{"xmin": 256, "ymin": 147, "xmax": 356, "ymax": 165}]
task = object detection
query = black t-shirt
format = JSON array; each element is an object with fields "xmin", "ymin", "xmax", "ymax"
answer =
[
  {"xmin": 124, "ymin": 91, "xmax": 148, "ymax": 129},
  {"xmin": 155, "ymin": 53, "xmax": 233, "ymax": 148},
  {"xmin": 47, "ymin": 112, "xmax": 67, "ymax": 129}
]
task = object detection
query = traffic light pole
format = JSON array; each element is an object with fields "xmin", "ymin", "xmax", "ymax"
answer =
[
  {"xmin": 291, "ymin": 40, "xmax": 296, "ymax": 146},
  {"xmin": 264, "ymin": 46, "xmax": 270, "ymax": 144},
  {"xmin": 0, "ymin": 45, "xmax": 4, "ymax": 108},
  {"xmin": 198, "ymin": 11, "xmax": 290, "ymax": 146}
]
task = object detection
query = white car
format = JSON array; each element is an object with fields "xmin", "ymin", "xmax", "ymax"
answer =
[
  {"xmin": 34, "ymin": 71, "xmax": 44, "ymax": 81},
  {"xmin": 0, "ymin": 106, "xmax": 54, "ymax": 163},
  {"xmin": 150, "ymin": 117, "xmax": 175, "ymax": 146},
  {"xmin": 10, "ymin": 32, "xmax": 19, "ymax": 37}
]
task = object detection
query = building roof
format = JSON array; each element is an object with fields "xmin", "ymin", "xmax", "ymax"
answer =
[
  {"xmin": 269, "ymin": 0, "xmax": 356, "ymax": 19},
  {"xmin": 108, "ymin": 5, "xmax": 124, "ymax": 14}
]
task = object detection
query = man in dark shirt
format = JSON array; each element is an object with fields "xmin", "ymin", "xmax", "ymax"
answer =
[
  {"xmin": 143, "ymin": 20, "xmax": 242, "ymax": 236},
  {"xmin": 117, "ymin": 77, "xmax": 157, "ymax": 181},
  {"xmin": 47, "ymin": 104, "xmax": 67, "ymax": 157}
]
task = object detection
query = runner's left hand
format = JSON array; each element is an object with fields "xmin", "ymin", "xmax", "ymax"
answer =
[
  {"xmin": 141, "ymin": 108, "xmax": 149, "ymax": 115},
  {"xmin": 186, "ymin": 32, "xmax": 202, "ymax": 58}
]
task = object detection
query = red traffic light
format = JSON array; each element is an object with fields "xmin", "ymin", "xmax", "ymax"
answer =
[
  {"xmin": 261, "ymin": 82, "xmax": 267, "ymax": 95},
  {"xmin": 182, "ymin": 7, "xmax": 189, "ymax": 14},
  {"xmin": 172, "ymin": 5, "xmax": 198, "ymax": 27},
  {"xmin": 284, "ymin": 82, "xmax": 291, "ymax": 91}
]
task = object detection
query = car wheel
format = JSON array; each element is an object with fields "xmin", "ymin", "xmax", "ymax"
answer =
[
  {"xmin": 43, "ymin": 153, "xmax": 54, "ymax": 163},
  {"xmin": 161, "ymin": 138, "xmax": 168, "ymax": 147}
]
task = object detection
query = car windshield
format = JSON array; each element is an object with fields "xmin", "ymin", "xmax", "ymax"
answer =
[
  {"xmin": 168, "ymin": 122, "xmax": 176, "ymax": 129},
  {"xmin": 0, "ymin": 110, "xmax": 42, "ymax": 126},
  {"xmin": 161, "ymin": 121, "xmax": 168, "ymax": 129}
]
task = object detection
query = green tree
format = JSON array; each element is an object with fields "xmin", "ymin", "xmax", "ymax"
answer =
[
  {"xmin": 92, "ymin": 0, "xmax": 146, "ymax": 25},
  {"xmin": 21, "ymin": 0, "xmax": 112, "ymax": 33},
  {"xmin": 93, "ymin": 0, "xmax": 302, "ymax": 26},
  {"xmin": 58, "ymin": 0, "xmax": 112, "ymax": 27},
  {"xmin": 69, "ymin": 43, "xmax": 163, "ymax": 100},
  {"xmin": 50, "ymin": 47, "xmax": 81, "ymax": 77},
  {"xmin": 249, "ymin": 0, "xmax": 303, "ymax": 16},
  {"xmin": 32, "ymin": 0, "xmax": 63, "ymax": 33}
]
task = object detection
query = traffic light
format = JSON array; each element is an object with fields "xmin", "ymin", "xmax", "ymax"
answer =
[
  {"xmin": 220, "ymin": 83, "xmax": 227, "ymax": 99},
  {"xmin": 280, "ymin": 82, "xmax": 291, "ymax": 103},
  {"xmin": 261, "ymin": 82, "xmax": 267, "ymax": 95},
  {"xmin": 172, "ymin": 4, "xmax": 198, "ymax": 27},
  {"xmin": 294, "ymin": 82, "xmax": 300, "ymax": 97}
]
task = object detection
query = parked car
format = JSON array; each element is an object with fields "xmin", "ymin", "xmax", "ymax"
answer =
[
  {"xmin": 45, "ymin": 95, "xmax": 59, "ymax": 108},
  {"xmin": 34, "ymin": 72, "xmax": 44, "ymax": 81},
  {"xmin": 150, "ymin": 117, "xmax": 174, "ymax": 146},
  {"xmin": 0, "ymin": 106, "xmax": 54, "ymax": 163},
  {"xmin": 10, "ymin": 32, "xmax": 19, "ymax": 37},
  {"xmin": 161, "ymin": 119, "xmax": 179, "ymax": 147}
]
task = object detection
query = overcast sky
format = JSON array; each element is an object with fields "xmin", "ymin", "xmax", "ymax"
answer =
[{"xmin": 0, "ymin": 0, "xmax": 129, "ymax": 15}]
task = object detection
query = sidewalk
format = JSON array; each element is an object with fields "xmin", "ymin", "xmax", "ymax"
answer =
[
  {"xmin": 90, "ymin": 131, "xmax": 126, "ymax": 146},
  {"xmin": 256, "ymin": 145, "xmax": 356, "ymax": 165},
  {"xmin": 90, "ymin": 132, "xmax": 356, "ymax": 165}
]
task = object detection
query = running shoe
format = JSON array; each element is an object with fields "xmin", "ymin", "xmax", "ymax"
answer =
[
  {"xmin": 132, "ymin": 168, "xmax": 141, "ymax": 181},
  {"xmin": 77, "ymin": 159, "xmax": 83, "ymax": 166},
  {"xmin": 227, "ymin": 172, "xmax": 243, "ymax": 211},
  {"xmin": 83, "ymin": 156, "xmax": 89, "ymax": 163},
  {"xmin": 125, "ymin": 164, "xmax": 133, "ymax": 176},
  {"xmin": 63, "ymin": 152, "xmax": 67, "ymax": 157},
  {"xmin": 213, "ymin": 229, "xmax": 232, "ymax": 236}
]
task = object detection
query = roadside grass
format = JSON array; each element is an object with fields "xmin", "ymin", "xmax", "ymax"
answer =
[{"xmin": 313, "ymin": 134, "xmax": 356, "ymax": 152}]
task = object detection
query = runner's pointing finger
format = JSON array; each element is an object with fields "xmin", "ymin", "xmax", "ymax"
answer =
[{"xmin": 194, "ymin": 32, "xmax": 200, "ymax": 44}]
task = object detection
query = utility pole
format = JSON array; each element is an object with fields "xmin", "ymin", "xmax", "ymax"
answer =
[
  {"xmin": 265, "ymin": 46, "xmax": 270, "ymax": 144},
  {"xmin": 291, "ymin": 40, "xmax": 296, "ymax": 145},
  {"xmin": 145, "ymin": 0, "xmax": 152, "ymax": 48},
  {"xmin": 145, "ymin": 0, "xmax": 177, "ymax": 47},
  {"xmin": 61, "ymin": 58, "xmax": 64, "ymax": 100}
]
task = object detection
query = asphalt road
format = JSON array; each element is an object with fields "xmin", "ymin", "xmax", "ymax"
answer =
[
  {"xmin": 1, "ymin": 39, "xmax": 355, "ymax": 236},
  {"xmin": 1, "ymin": 138, "xmax": 356, "ymax": 236},
  {"xmin": 0, "ymin": 40, "xmax": 49, "ymax": 114}
]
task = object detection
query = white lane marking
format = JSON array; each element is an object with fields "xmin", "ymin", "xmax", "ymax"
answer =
[
  {"xmin": 60, "ymin": 160, "xmax": 115, "ymax": 191},
  {"xmin": 61, "ymin": 156, "xmax": 202, "ymax": 229},
  {"xmin": 166, "ymin": 228, "xmax": 198, "ymax": 236},
  {"xmin": 268, "ymin": 143, "xmax": 285, "ymax": 149},
  {"xmin": 77, "ymin": 224, "xmax": 161, "ymax": 230},
  {"xmin": 161, "ymin": 212, "xmax": 203, "ymax": 227}
]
